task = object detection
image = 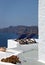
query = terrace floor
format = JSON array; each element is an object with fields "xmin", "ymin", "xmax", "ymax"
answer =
[
  {"xmin": 18, "ymin": 46, "xmax": 45, "ymax": 65},
  {"xmin": 0, "ymin": 44, "xmax": 45, "ymax": 65},
  {"xmin": 21, "ymin": 60, "xmax": 45, "ymax": 65}
]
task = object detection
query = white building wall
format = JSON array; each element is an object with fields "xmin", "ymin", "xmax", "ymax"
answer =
[
  {"xmin": 39, "ymin": 0, "xmax": 45, "ymax": 63},
  {"xmin": 7, "ymin": 39, "xmax": 19, "ymax": 48}
]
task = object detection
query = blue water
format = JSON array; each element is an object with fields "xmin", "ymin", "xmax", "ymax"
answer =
[{"xmin": 0, "ymin": 33, "xmax": 19, "ymax": 47}]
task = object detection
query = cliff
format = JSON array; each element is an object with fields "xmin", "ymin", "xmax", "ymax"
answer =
[{"xmin": 0, "ymin": 25, "xmax": 38, "ymax": 36}]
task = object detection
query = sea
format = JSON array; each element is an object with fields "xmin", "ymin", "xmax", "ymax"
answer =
[
  {"xmin": 0, "ymin": 33, "xmax": 19, "ymax": 47},
  {"xmin": 0, "ymin": 33, "xmax": 38, "ymax": 48}
]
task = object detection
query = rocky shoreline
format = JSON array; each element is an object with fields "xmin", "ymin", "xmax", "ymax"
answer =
[{"xmin": 15, "ymin": 38, "xmax": 37, "ymax": 45}]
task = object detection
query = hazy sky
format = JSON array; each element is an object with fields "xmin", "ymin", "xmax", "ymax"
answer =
[{"xmin": 0, "ymin": 0, "xmax": 38, "ymax": 28}]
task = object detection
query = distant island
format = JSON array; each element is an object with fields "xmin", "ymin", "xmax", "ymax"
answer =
[{"xmin": 0, "ymin": 25, "xmax": 38, "ymax": 37}]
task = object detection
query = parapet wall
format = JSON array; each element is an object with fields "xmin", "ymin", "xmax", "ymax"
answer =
[{"xmin": 7, "ymin": 39, "xmax": 19, "ymax": 48}]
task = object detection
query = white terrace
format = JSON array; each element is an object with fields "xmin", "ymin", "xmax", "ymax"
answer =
[{"xmin": 0, "ymin": 0, "xmax": 45, "ymax": 65}]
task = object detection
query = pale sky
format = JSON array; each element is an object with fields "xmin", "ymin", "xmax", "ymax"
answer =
[{"xmin": 0, "ymin": 0, "xmax": 38, "ymax": 28}]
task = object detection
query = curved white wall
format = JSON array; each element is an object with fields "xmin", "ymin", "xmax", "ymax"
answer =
[{"xmin": 39, "ymin": 0, "xmax": 45, "ymax": 63}]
